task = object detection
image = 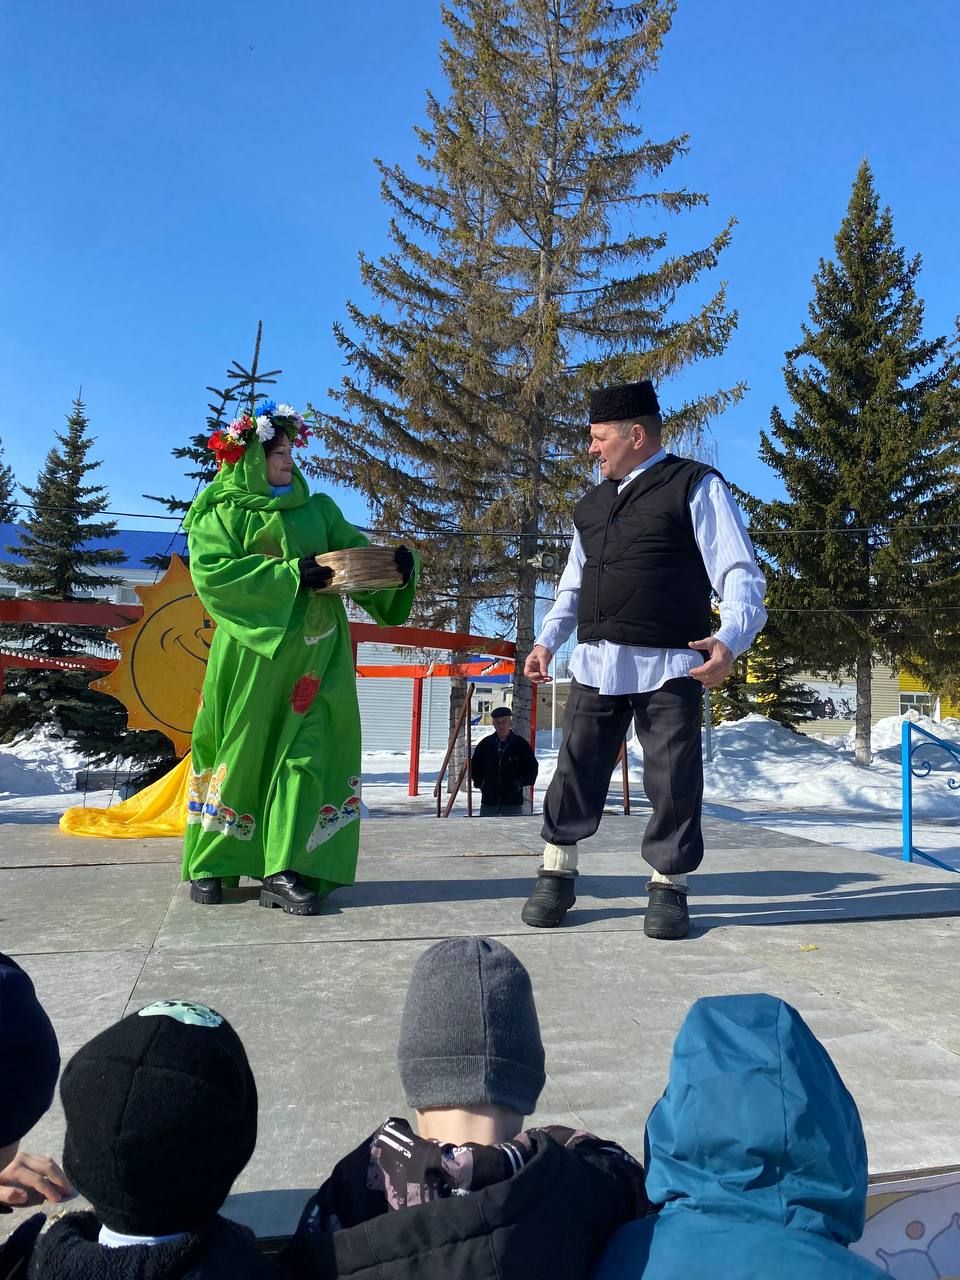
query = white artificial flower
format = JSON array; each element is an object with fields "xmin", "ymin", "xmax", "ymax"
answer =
[
  {"xmin": 276, "ymin": 402, "xmax": 297, "ymax": 417},
  {"xmin": 255, "ymin": 417, "xmax": 276, "ymax": 442}
]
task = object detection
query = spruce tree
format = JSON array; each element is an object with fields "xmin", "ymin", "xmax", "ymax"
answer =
[
  {"xmin": 5, "ymin": 396, "xmax": 124, "ymax": 615},
  {"xmin": 1, "ymin": 396, "xmax": 173, "ymax": 768},
  {"xmin": 143, "ymin": 325, "xmax": 280, "ymax": 568},
  {"xmin": 307, "ymin": 0, "xmax": 742, "ymax": 732},
  {"xmin": 745, "ymin": 634, "xmax": 819, "ymax": 729},
  {"xmin": 0, "ymin": 438, "xmax": 16, "ymax": 523},
  {"xmin": 142, "ymin": 388, "xmax": 229, "ymax": 517},
  {"xmin": 709, "ymin": 653, "xmax": 751, "ymax": 725},
  {"xmin": 740, "ymin": 161, "xmax": 960, "ymax": 765}
]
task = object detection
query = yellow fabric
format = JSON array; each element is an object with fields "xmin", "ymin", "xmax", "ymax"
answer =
[{"xmin": 59, "ymin": 755, "xmax": 191, "ymax": 839}]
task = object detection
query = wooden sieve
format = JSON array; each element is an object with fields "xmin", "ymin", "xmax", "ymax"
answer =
[{"xmin": 313, "ymin": 546, "xmax": 404, "ymax": 592}]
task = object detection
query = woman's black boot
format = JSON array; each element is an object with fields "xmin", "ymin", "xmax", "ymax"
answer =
[
  {"xmin": 259, "ymin": 871, "xmax": 322, "ymax": 916},
  {"xmin": 190, "ymin": 877, "xmax": 223, "ymax": 905}
]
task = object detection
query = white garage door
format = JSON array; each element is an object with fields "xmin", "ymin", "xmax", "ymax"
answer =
[{"xmin": 356, "ymin": 643, "xmax": 453, "ymax": 752}]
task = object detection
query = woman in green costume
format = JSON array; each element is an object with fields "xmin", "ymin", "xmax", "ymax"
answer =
[{"xmin": 181, "ymin": 401, "xmax": 417, "ymax": 915}]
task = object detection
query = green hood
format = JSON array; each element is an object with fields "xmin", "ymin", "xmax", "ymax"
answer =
[{"xmin": 184, "ymin": 443, "xmax": 310, "ymax": 528}]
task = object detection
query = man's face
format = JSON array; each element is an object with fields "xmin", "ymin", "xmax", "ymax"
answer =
[
  {"xmin": 494, "ymin": 715, "xmax": 512, "ymax": 739},
  {"xmin": 587, "ymin": 420, "xmax": 640, "ymax": 482}
]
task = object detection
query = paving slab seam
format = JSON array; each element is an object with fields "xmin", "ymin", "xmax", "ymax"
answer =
[
  {"xmin": 120, "ymin": 878, "xmax": 184, "ymax": 1017},
  {"xmin": 0, "ymin": 860, "xmax": 179, "ymax": 871},
  {"xmin": 706, "ymin": 925, "xmax": 960, "ymax": 1068},
  {"xmin": 152, "ymin": 924, "xmax": 683, "ymax": 954}
]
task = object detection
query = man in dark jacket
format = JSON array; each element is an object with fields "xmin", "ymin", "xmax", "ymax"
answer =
[
  {"xmin": 283, "ymin": 937, "xmax": 647, "ymax": 1280},
  {"xmin": 27, "ymin": 1000, "xmax": 278, "ymax": 1280},
  {"xmin": 593, "ymin": 994, "xmax": 886, "ymax": 1280},
  {"xmin": 470, "ymin": 707, "xmax": 539, "ymax": 816}
]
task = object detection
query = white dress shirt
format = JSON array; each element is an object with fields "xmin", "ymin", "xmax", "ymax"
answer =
[{"xmin": 535, "ymin": 449, "xmax": 767, "ymax": 695}]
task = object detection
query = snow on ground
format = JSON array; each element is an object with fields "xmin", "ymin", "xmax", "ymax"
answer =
[
  {"xmin": 0, "ymin": 725, "xmax": 94, "ymax": 795},
  {"xmin": 1, "ymin": 714, "xmax": 957, "ymax": 867},
  {"xmin": 0, "ymin": 725, "xmax": 138, "ymax": 820},
  {"xmin": 702, "ymin": 713, "xmax": 960, "ymax": 819}
]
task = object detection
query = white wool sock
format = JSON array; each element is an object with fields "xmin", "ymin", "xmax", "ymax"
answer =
[
  {"xmin": 649, "ymin": 869, "xmax": 688, "ymax": 891},
  {"xmin": 543, "ymin": 842, "xmax": 578, "ymax": 873}
]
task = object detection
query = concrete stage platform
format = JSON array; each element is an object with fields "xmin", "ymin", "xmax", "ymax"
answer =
[{"xmin": 2, "ymin": 810, "xmax": 960, "ymax": 1239}]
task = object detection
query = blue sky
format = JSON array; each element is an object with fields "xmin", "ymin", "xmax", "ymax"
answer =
[{"xmin": 1, "ymin": 0, "xmax": 957, "ymax": 533}]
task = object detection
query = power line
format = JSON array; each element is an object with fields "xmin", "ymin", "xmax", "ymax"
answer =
[
  {"xmin": 6, "ymin": 501, "xmax": 960, "ymax": 540},
  {"xmin": 765, "ymin": 605, "xmax": 960, "ymax": 614},
  {"xmin": 8, "ymin": 502, "xmax": 183, "ymax": 522}
]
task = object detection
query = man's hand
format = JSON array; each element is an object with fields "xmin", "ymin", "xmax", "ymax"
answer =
[
  {"xmin": 687, "ymin": 636, "xmax": 734, "ymax": 689},
  {"xmin": 0, "ymin": 1150, "xmax": 74, "ymax": 1208},
  {"xmin": 523, "ymin": 645, "xmax": 553, "ymax": 685}
]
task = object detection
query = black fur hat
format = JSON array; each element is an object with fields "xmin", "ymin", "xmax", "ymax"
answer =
[{"xmin": 589, "ymin": 381, "xmax": 659, "ymax": 423}]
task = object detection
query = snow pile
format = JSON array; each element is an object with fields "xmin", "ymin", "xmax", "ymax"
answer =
[
  {"xmin": 836, "ymin": 712, "xmax": 960, "ymax": 757},
  {"xmin": 0, "ymin": 725, "xmax": 134, "ymax": 797},
  {"xmin": 1, "ymin": 726, "xmax": 91, "ymax": 795},
  {"xmin": 0, "ymin": 752, "xmax": 60, "ymax": 799},
  {"xmin": 700, "ymin": 713, "xmax": 959, "ymax": 817}
]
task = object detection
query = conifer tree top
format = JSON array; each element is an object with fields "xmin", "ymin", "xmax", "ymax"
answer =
[{"xmin": 5, "ymin": 394, "xmax": 124, "ymax": 605}]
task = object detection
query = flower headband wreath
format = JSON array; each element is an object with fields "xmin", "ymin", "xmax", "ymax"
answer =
[{"xmin": 208, "ymin": 400, "xmax": 311, "ymax": 466}]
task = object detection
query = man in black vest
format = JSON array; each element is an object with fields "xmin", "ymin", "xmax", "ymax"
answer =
[
  {"xmin": 521, "ymin": 381, "xmax": 766, "ymax": 939},
  {"xmin": 471, "ymin": 706, "xmax": 539, "ymax": 816}
]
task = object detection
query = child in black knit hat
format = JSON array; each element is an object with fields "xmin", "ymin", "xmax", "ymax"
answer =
[{"xmin": 28, "ymin": 1000, "xmax": 278, "ymax": 1280}]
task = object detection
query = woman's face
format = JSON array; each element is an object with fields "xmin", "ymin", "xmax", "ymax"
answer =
[{"xmin": 265, "ymin": 434, "xmax": 294, "ymax": 487}]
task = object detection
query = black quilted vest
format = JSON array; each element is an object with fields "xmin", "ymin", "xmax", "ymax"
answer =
[{"xmin": 575, "ymin": 454, "xmax": 721, "ymax": 647}]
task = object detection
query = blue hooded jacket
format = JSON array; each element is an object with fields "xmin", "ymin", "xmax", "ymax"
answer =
[{"xmin": 594, "ymin": 994, "xmax": 885, "ymax": 1279}]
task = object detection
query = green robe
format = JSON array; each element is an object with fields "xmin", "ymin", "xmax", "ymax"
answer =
[{"xmin": 180, "ymin": 446, "xmax": 417, "ymax": 892}]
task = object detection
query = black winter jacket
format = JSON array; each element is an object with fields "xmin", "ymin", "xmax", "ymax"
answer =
[
  {"xmin": 1, "ymin": 1213, "xmax": 44, "ymax": 1280},
  {"xmin": 27, "ymin": 1212, "xmax": 279, "ymax": 1280},
  {"xmin": 470, "ymin": 730, "xmax": 538, "ymax": 810},
  {"xmin": 281, "ymin": 1130, "xmax": 643, "ymax": 1280}
]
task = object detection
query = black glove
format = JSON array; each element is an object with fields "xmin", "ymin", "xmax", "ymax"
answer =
[
  {"xmin": 394, "ymin": 545, "xmax": 415, "ymax": 586},
  {"xmin": 299, "ymin": 556, "xmax": 334, "ymax": 590}
]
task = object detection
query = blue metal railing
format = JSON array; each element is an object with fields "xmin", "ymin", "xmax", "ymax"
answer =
[{"xmin": 901, "ymin": 720, "xmax": 960, "ymax": 873}]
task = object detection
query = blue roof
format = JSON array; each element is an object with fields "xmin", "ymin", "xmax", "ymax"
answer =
[{"xmin": 0, "ymin": 523, "xmax": 188, "ymax": 571}]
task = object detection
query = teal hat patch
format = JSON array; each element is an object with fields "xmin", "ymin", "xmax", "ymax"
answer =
[{"xmin": 137, "ymin": 1000, "xmax": 223, "ymax": 1028}]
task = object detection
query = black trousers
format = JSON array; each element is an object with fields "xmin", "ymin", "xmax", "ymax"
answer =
[{"xmin": 541, "ymin": 677, "xmax": 704, "ymax": 875}]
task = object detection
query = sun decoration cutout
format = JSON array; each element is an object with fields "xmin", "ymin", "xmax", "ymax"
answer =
[{"xmin": 93, "ymin": 554, "xmax": 213, "ymax": 756}]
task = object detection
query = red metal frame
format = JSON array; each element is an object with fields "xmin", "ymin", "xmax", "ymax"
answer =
[
  {"xmin": 409, "ymin": 678, "xmax": 424, "ymax": 796},
  {"xmin": 0, "ymin": 600, "xmax": 142, "ymax": 626},
  {"xmin": 0, "ymin": 602, "xmax": 520, "ymax": 804}
]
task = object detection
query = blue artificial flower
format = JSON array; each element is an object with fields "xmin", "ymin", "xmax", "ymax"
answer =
[{"xmin": 257, "ymin": 399, "xmax": 277, "ymax": 416}]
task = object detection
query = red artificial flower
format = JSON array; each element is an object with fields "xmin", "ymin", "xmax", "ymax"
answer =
[
  {"xmin": 208, "ymin": 430, "xmax": 244, "ymax": 465},
  {"xmin": 290, "ymin": 672, "xmax": 322, "ymax": 714}
]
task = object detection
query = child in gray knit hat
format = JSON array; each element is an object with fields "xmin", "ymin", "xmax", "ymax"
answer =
[{"xmin": 283, "ymin": 937, "xmax": 648, "ymax": 1280}]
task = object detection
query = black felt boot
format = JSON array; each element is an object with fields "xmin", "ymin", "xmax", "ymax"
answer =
[
  {"xmin": 643, "ymin": 881, "xmax": 690, "ymax": 939},
  {"xmin": 259, "ymin": 871, "xmax": 322, "ymax": 916},
  {"xmin": 520, "ymin": 868, "xmax": 578, "ymax": 928},
  {"xmin": 189, "ymin": 877, "xmax": 223, "ymax": 905}
]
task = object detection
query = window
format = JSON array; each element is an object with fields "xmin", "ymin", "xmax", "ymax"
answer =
[{"xmin": 900, "ymin": 692, "xmax": 934, "ymax": 718}]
